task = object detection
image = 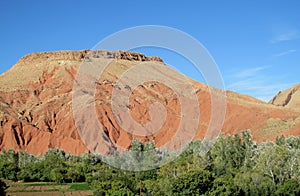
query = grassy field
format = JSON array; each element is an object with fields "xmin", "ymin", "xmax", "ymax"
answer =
[{"xmin": 5, "ymin": 181, "xmax": 93, "ymax": 196}]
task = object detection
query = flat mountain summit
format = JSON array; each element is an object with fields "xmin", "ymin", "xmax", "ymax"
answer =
[{"xmin": 0, "ymin": 50, "xmax": 299, "ymax": 155}]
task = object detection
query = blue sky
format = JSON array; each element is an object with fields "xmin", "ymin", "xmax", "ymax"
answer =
[{"xmin": 0, "ymin": 0, "xmax": 299, "ymax": 101}]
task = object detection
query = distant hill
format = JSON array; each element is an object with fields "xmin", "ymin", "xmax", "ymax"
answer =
[
  {"xmin": 0, "ymin": 50, "xmax": 299, "ymax": 155},
  {"xmin": 269, "ymin": 84, "xmax": 300, "ymax": 109}
]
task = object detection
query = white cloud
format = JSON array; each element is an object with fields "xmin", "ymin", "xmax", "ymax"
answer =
[
  {"xmin": 271, "ymin": 30, "xmax": 299, "ymax": 43},
  {"xmin": 232, "ymin": 66, "xmax": 270, "ymax": 78},
  {"xmin": 227, "ymin": 66, "xmax": 292, "ymax": 102},
  {"xmin": 275, "ymin": 49, "xmax": 296, "ymax": 57},
  {"xmin": 228, "ymin": 79, "xmax": 292, "ymax": 101}
]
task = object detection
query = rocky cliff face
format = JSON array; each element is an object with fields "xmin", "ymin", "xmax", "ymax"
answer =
[
  {"xmin": 0, "ymin": 50, "xmax": 299, "ymax": 155},
  {"xmin": 269, "ymin": 84, "xmax": 300, "ymax": 110}
]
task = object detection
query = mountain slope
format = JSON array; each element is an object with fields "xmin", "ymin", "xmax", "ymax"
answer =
[{"xmin": 0, "ymin": 50, "xmax": 299, "ymax": 155}]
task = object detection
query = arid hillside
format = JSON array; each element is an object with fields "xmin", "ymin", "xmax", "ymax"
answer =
[{"xmin": 0, "ymin": 50, "xmax": 299, "ymax": 155}]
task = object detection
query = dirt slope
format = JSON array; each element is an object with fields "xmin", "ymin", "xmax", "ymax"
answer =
[{"xmin": 0, "ymin": 50, "xmax": 299, "ymax": 155}]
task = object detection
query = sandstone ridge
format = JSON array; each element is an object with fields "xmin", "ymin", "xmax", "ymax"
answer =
[
  {"xmin": 269, "ymin": 84, "xmax": 300, "ymax": 110},
  {"xmin": 17, "ymin": 50, "xmax": 163, "ymax": 65}
]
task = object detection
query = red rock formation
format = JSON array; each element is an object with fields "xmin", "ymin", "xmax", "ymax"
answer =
[
  {"xmin": 269, "ymin": 84, "xmax": 300, "ymax": 110},
  {"xmin": 0, "ymin": 50, "xmax": 299, "ymax": 155}
]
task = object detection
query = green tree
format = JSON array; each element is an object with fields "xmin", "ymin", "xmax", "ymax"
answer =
[
  {"xmin": 241, "ymin": 130, "xmax": 257, "ymax": 170},
  {"xmin": 171, "ymin": 169, "xmax": 213, "ymax": 195},
  {"xmin": 276, "ymin": 179, "xmax": 300, "ymax": 196},
  {"xmin": 0, "ymin": 161, "xmax": 19, "ymax": 181},
  {"xmin": 255, "ymin": 143, "xmax": 298, "ymax": 184},
  {"xmin": 275, "ymin": 135, "xmax": 286, "ymax": 146},
  {"xmin": 50, "ymin": 168, "xmax": 67, "ymax": 184},
  {"xmin": 42, "ymin": 149, "xmax": 68, "ymax": 182},
  {"xmin": 285, "ymin": 136, "xmax": 300, "ymax": 149},
  {"xmin": 209, "ymin": 175, "xmax": 241, "ymax": 196},
  {"xmin": 234, "ymin": 171, "xmax": 276, "ymax": 195},
  {"xmin": 92, "ymin": 180, "xmax": 134, "ymax": 196},
  {"xmin": 18, "ymin": 151, "xmax": 37, "ymax": 168},
  {"xmin": 191, "ymin": 139, "xmax": 213, "ymax": 171},
  {"xmin": 143, "ymin": 178, "xmax": 172, "ymax": 195},
  {"xmin": 17, "ymin": 161, "xmax": 44, "ymax": 182},
  {"xmin": 0, "ymin": 149, "xmax": 19, "ymax": 181},
  {"xmin": 210, "ymin": 134, "xmax": 245, "ymax": 176},
  {"xmin": 66, "ymin": 165, "xmax": 85, "ymax": 183}
]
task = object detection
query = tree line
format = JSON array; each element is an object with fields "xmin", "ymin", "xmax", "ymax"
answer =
[{"xmin": 0, "ymin": 130, "xmax": 300, "ymax": 195}]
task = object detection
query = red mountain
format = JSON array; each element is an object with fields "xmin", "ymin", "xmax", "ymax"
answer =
[{"xmin": 0, "ymin": 50, "xmax": 299, "ymax": 155}]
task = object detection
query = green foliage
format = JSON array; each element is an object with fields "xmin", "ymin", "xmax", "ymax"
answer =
[
  {"xmin": 93, "ymin": 180, "xmax": 134, "ymax": 196},
  {"xmin": 234, "ymin": 171, "xmax": 276, "ymax": 195},
  {"xmin": 209, "ymin": 175, "xmax": 241, "ymax": 196},
  {"xmin": 66, "ymin": 165, "xmax": 85, "ymax": 183},
  {"xmin": 16, "ymin": 161, "xmax": 44, "ymax": 182},
  {"xmin": 143, "ymin": 179, "xmax": 172, "ymax": 195},
  {"xmin": 0, "ymin": 131, "xmax": 299, "ymax": 195},
  {"xmin": 255, "ymin": 142, "xmax": 300, "ymax": 184},
  {"xmin": 69, "ymin": 183, "xmax": 90, "ymax": 190},
  {"xmin": 276, "ymin": 179, "xmax": 300, "ymax": 196},
  {"xmin": 118, "ymin": 139, "xmax": 160, "ymax": 171},
  {"xmin": 0, "ymin": 149, "xmax": 19, "ymax": 181},
  {"xmin": 171, "ymin": 169, "xmax": 213, "ymax": 195}
]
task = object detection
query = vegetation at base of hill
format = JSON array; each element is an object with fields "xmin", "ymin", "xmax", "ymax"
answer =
[{"xmin": 0, "ymin": 130, "xmax": 299, "ymax": 195}]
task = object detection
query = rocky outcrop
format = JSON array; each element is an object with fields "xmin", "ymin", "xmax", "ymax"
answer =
[
  {"xmin": 86, "ymin": 50, "xmax": 163, "ymax": 62},
  {"xmin": 17, "ymin": 50, "xmax": 162, "ymax": 65},
  {"xmin": 0, "ymin": 50, "xmax": 299, "ymax": 155},
  {"xmin": 269, "ymin": 84, "xmax": 300, "ymax": 110}
]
